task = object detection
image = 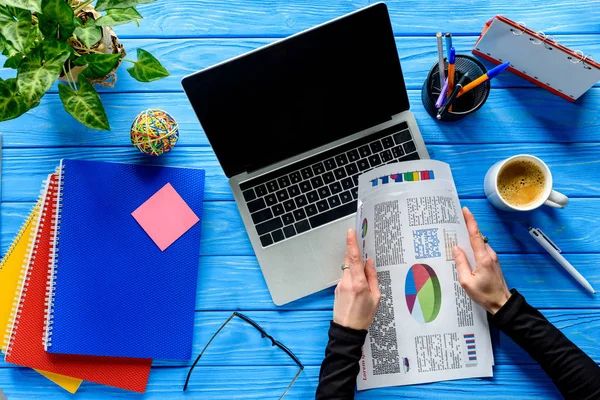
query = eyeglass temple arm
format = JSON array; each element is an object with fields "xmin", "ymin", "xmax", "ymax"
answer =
[
  {"xmin": 183, "ymin": 313, "xmax": 237, "ymax": 391},
  {"xmin": 279, "ymin": 367, "xmax": 303, "ymax": 400},
  {"xmin": 185, "ymin": 312, "xmax": 304, "ymax": 395}
]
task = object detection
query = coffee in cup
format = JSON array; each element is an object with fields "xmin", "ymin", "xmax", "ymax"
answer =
[
  {"xmin": 497, "ymin": 159, "xmax": 545, "ymax": 208},
  {"xmin": 484, "ymin": 154, "xmax": 568, "ymax": 212}
]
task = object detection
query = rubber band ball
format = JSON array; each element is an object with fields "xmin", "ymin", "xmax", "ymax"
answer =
[{"xmin": 130, "ymin": 108, "xmax": 179, "ymax": 156}]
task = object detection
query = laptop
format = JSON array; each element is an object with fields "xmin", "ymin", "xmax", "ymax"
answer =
[{"xmin": 181, "ymin": 2, "xmax": 429, "ymax": 305}]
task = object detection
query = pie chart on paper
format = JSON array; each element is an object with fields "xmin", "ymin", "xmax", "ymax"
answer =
[
  {"xmin": 405, "ymin": 264, "xmax": 442, "ymax": 323},
  {"xmin": 361, "ymin": 218, "xmax": 368, "ymax": 238}
]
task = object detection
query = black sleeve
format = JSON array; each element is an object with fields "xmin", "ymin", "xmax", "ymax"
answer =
[
  {"xmin": 493, "ymin": 289, "xmax": 600, "ymax": 400},
  {"xmin": 315, "ymin": 321, "xmax": 367, "ymax": 400}
]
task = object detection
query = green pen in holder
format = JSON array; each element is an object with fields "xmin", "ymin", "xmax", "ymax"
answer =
[{"xmin": 421, "ymin": 54, "xmax": 491, "ymax": 122}]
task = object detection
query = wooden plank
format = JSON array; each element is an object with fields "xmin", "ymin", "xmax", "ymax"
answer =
[
  {"xmin": 149, "ymin": 309, "xmax": 600, "ymax": 367},
  {"xmin": 0, "ymin": 312, "xmax": 327, "ymax": 369},
  {"xmin": 194, "ymin": 256, "xmax": 334, "ymax": 311},
  {"xmin": 472, "ymin": 254, "xmax": 600, "ymax": 309},
  {"xmin": 0, "ymin": 364, "xmax": 567, "ymax": 399},
  {"xmin": 0, "ymin": 201, "xmax": 252, "ymax": 257},
  {"xmin": 2, "ymin": 143, "xmax": 600, "ymax": 202},
  {"xmin": 494, "ymin": 310, "xmax": 600, "ymax": 367},
  {"xmin": 0, "ymin": 309, "xmax": 597, "ymax": 369},
  {"xmin": 2, "ymin": 88, "xmax": 599, "ymax": 148},
  {"xmin": 3, "ymin": 199, "xmax": 600, "ymax": 256},
  {"xmin": 0, "ymin": 93, "xmax": 207, "ymax": 148},
  {"xmin": 2, "ymin": 246, "xmax": 599, "ymax": 312},
  {"xmin": 193, "ymin": 254, "xmax": 600, "ymax": 311},
  {"xmin": 3, "ymin": 36, "xmax": 599, "ymax": 93},
  {"xmin": 0, "ymin": 147, "xmax": 230, "ymax": 202},
  {"xmin": 101, "ymin": 0, "xmax": 600, "ymax": 37}
]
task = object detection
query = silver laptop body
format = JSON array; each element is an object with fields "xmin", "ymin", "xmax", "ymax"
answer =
[{"xmin": 182, "ymin": 3, "xmax": 429, "ymax": 305}]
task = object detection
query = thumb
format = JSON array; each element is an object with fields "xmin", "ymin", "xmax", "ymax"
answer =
[{"xmin": 453, "ymin": 246, "xmax": 473, "ymax": 288}]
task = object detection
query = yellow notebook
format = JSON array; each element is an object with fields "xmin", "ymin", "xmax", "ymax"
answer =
[
  {"xmin": 33, "ymin": 370, "xmax": 82, "ymax": 394},
  {"xmin": 0, "ymin": 202, "xmax": 83, "ymax": 394}
]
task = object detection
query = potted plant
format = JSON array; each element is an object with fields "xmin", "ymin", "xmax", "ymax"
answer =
[{"xmin": 0, "ymin": 0, "xmax": 169, "ymax": 130}]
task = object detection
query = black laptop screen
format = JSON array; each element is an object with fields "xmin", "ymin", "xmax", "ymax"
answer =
[{"xmin": 182, "ymin": 3, "xmax": 410, "ymax": 178}]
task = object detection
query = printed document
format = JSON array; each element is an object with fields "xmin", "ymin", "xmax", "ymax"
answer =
[{"xmin": 356, "ymin": 160, "xmax": 494, "ymax": 390}]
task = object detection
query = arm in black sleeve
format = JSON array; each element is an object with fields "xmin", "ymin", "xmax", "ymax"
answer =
[
  {"xmin": 493, "ymin": 289, "xmax": 600, "ymax": 400},
  {"xmin": 315, "ymin": 321, "xmax": 367, "ymax": 400}
]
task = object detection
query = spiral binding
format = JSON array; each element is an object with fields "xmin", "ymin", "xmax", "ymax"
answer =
[
  {"xmin": 582, "ymin": 55, "xmax": 595, "ymax": 70},
  {"xmin": 0, "ymin": 202, "xmax": 38, "ymax": 274},
  {"xmin": 507, "ymin": 19, "xmax": 594, "ymax": 70},
  {"xmin": 2, "ymin": 184, "xmax": 46, "ymax": 356},
  {"xmin": 509, "ymin": 21, "xmax": 527, "ymax": 36},
  {"xmin": 44, "ymin": 167, "xmax": 63, "ymax": 350}
]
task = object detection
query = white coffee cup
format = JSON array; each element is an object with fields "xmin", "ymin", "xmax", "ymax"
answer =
[{"xmin": 484, "ymin": 154, "xmax": 568, "ymax": 212}]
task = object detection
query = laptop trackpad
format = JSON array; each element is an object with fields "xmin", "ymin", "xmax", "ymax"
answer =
[
  {"xmin": 308, "ymin": 216, "xmax": 354, "ymax": 284},
  {"xmin": 259, "ymin": 215, "xmax": 355, "ymax": 305}
]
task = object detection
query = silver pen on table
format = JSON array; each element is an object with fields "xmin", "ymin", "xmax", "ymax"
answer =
[
  {"xmin": 436, "ymin": 32, "xmax": 446, "ymax": 89},
  {"xmin": 528, "ymin": 227, "xmax": 595, "ymax": 294}
]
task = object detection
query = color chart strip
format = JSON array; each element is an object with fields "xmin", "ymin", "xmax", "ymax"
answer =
[
  {"xmin": 370, "ymin": 170, "xmax": 435, "ymax": 187},
  {"xmin": 464, "ymin": 333, "xmax": 477, "ymax": 361}
]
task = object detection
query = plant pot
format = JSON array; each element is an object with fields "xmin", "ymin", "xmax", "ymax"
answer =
[{"xmin": 59, "ymin": 0, "xmax": 126, "ymax": 87}]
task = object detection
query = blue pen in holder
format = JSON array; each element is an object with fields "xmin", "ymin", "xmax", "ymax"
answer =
[{"xmin": 421, "ymin": 54, "xmax": 491, "ymax": 122}]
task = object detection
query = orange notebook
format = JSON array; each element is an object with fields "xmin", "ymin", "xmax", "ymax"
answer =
[
  {"xmin": 0, "ymin": 200, "xmax": 80, "ymax": 393},
  {"xmin": 4, "ymin": 174, "xmax": 153, "ymax": 393}
]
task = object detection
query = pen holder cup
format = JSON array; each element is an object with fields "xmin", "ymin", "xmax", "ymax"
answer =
[{"xmin": 421, "ymin": 54, "xmax": 491, "ymax": 122}]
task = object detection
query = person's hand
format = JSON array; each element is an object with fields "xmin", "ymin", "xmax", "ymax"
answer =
[
  {"xmin": 454, "ymin": 207, "xmax": 512, "ymax": 315},
  {"xmin": 333, "ymin": 229, "xmax": 381, "ymax": 330}
]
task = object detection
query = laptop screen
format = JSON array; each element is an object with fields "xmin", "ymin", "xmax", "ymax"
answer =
[{"xmin": 182, "ymin": 3, "xmax": 410, "ymax": 178}]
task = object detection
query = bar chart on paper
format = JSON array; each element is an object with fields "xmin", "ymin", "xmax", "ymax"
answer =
[
  {"xmin": 464, "ymin": 334, "xmax": 478, "ymax": 363},
  {"xmin": 405, "ymin": 264, "xmax": 442, "ymax": 323}
]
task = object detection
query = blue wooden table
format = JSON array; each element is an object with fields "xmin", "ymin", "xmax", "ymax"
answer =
[{"xmin": 1, "ymin": 1, "xmax": 600, "ymax": 398}]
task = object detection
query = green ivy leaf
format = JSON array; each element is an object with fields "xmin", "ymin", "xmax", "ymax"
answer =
[
  {"xmin": 4, "ymin": 53, "xmax": 23, "ymax": 68},
  {"xmin": 126, "ymin": 48, "xmax": 169, "ymax": 82},
  {"xmin": 0, "ymin": 77, "xmax": 32, "ymax": 121},
  {"xmin": 38, "ymin": 0, "xmax": 75, "ymax": 39},
  {"xmin": 42, "ymin": 36, "xmax": 71, "ymax": 58},
  {"xmin": 16, "ymin": 39, "xmax": 71, "ymax": 107},
  {"xmin": 58, "ymin": 75, "xmax": 110, "ymax": 130},
  {"xmin": 0, "ymin": 34, "xmax": 20, "ymax": 57},
  {"xmin": 95, "ymin": 0, "xmax": 154, "ymax": 12},
  {"xmin": 73, "ymin": 17, "xmax": 101, "ymax": 48},
  {"xmin": 0, "ymin": 5, "xmax": 37, "ymax": 53},
  {"xmin": 0, "ymin": 0, "xmax": 42, "ymax": 13},
  {"xmin": 73, "ymin": 53, "xmax": 121, "ymax": 79},
  {"xmin": 0, "ymin": 34, "xmax": 24, "ymax": 67},
  {"xmin": 95, "ymin": 7, "xmax": 141, "ymax": 26}
]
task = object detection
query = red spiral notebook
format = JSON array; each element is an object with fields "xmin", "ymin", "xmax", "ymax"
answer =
[{"xmin": 3, "ymin": 174, "xmax": 152, "ymax": 393}]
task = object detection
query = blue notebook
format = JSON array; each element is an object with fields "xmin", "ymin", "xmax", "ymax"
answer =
[{"xmin": 44, "ymin": 159, "xmax": 205, "ymax": 360}]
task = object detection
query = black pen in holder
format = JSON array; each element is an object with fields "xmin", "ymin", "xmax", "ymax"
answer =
[{"xmin": 421, "ymin": 54, "xmax": 491, "ymax": 122}]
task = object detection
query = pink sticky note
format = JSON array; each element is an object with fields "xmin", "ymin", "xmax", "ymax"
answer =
[{"xmin": 132, "ymin": 183, "xmax": 200, "ymax": 251}]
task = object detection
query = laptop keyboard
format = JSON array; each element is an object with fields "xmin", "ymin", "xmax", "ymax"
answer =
[{"xmin": 239, "ymin": 121, "xmax": 420, "ymax": 247}]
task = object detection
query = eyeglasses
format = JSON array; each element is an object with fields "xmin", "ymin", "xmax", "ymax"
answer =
[{"xmin": 184, "ymin": 312, "xmax": 304, "ymax": 398}]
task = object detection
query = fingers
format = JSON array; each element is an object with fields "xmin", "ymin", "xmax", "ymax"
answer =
[
  {"xmin": 364, "ymin": 258, "xmax": 381, "ymax": 299},
  {"xmin": 462, "ymin": 207, "xmax": 488, "ymax": 259},
  {"xmin": 453, "ymin": 245, "xmax": 473, "ymax": 288},
  {"xmin": 346, "ymin": 229, "xmax": 366, "ymax": 281},
  {"xmin": 337, "ymin": 256, "xmax": 352, "ymax": 294},
  {"xmin": 342, "ymin": 252, "xmax": 352, "ymax": 278},
  {"xmin": 485, "ymin": 243, "xmax": 499, "ymax": 262}
]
